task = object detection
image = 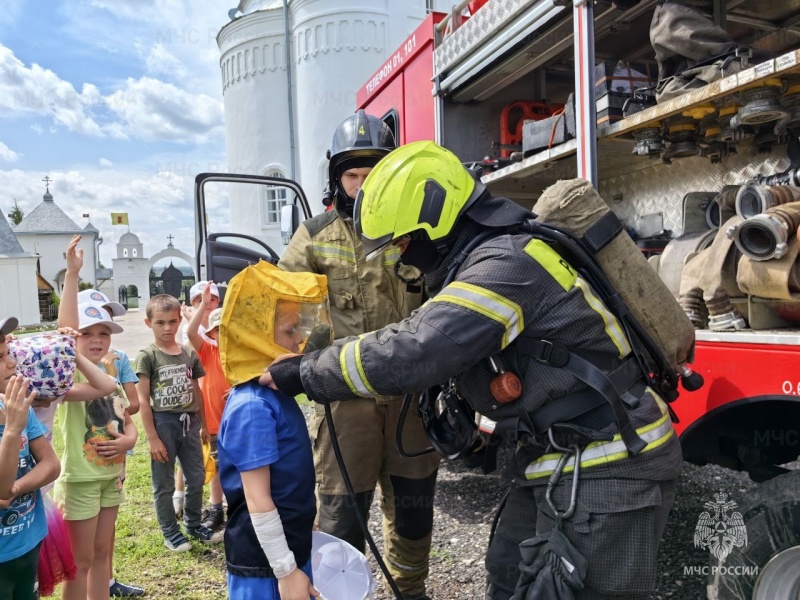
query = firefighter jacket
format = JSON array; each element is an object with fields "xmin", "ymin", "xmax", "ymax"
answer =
[
  {"xmin": 278, "ymin": 209, "xmax": 424, "ymax": 351},
  {"xmin": 298, "ymin": 230, "xmax": 683, "ymax": 483}
]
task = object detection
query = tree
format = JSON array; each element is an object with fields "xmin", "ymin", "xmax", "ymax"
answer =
[
  {"xmin": 78, "ymin": 282, "xmax": 94, "ymax": 291},
  {"xmin": 8, "ymin": 199, "xmax": 24, "ymax": 225}
]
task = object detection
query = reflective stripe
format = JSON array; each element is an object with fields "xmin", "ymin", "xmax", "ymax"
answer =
[
  {"xmin": 430, "ymin": 281, "xmax": 524, "ymax": 349},
  {"xmin": 524, "ymin": 239, "xmax": 577, "ymax": 291},
  {"xmin": 339, "ymin": 340, "xmax": 374, "ymax": 398},
  {"xmin": 524, "ymin": 395, "xmax": 674, "ymax": 480},
  {"xmin": 312, "ymin": 242, "xmax": 357, "ymax": 264},
  {"xmin": 574, "ymin": 276, "xmax": 631, "ymax": 358},
  {"xmin": 383, "ymin": 247, "xmax": 401, "ymax": 267}
]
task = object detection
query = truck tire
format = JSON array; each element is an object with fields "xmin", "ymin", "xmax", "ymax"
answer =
[{"xmin": 707, "ymin": 470, "xmax": 800, "ymax": 600}]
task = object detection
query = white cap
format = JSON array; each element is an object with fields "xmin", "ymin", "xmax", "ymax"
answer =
[
  {"xmin": 78, "ymin": 302, "xmax": 123, "ymax": 334},
  {"xmin": 207, "ymin": 308, "xmax": 222, "ymax": 332},
  {"xmin": 311, "ymin": 531, "xmax": 375, "ymax": 600},
  {"xmin": 77, "ymin": 289, "xmax": 127, "ymax": 317},
  {"xmin": 189, "ymin": 281, "xmax": 220, "ymax": 302},
  {"xmin": 0, "ymin": 317, "xmax": 18, "ymax": 336}
]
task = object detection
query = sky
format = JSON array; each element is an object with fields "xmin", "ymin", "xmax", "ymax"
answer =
[{"xmin": 0, "ymin": 0, "xmax": 233, "ymax": 268}]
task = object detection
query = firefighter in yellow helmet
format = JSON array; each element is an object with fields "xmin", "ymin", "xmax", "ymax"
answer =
[
  {"xmin": 265, "ymin": 140, "xmax": 684, "ymax": 600},
  {"xmin": 278, "ymin": 112, "xmax": 439, "ymax": 600}
]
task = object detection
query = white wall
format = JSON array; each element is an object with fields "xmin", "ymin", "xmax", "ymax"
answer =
[
  {"xmin": 0, "ymin": 257, "xmax": 41, "ymax": 326},
  {"xmin": 16, "ymin": 234, "xmax": 97, "ymax": 292},
  {"xmin": 111, "ymin": 257, "xmax": 152, "ymax": 306},
  {"xmin": 218, "ymin": 8, "xmax": 290, "ymax": 254}
]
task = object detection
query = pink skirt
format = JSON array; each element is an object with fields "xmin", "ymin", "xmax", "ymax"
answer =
[{"xmin": 38, "ymin": 494, "xmax": 76, "ymax": 596}]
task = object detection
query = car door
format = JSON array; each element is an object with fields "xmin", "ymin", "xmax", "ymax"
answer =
[{"xmin": 194, "ymin": 172, "xmax": 312, "ymax": 302}]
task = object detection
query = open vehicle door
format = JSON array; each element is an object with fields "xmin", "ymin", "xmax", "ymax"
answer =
[{"xmin": 194, "ymin": 172, "xmax": 313, "ymax": 301}]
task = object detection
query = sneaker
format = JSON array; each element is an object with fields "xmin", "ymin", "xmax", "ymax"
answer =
[
  {"xmin": 163, "ymin": 532, "xmax": 192, "ymax": 552},
  {"xmin": 201, "ymin": 506, "xmax": 225, "ymax": 531},
  {"xmin": 172, "ymin": 493, "xmax": 184, "ymax": 519},
  {"xmin": 187, "ymin": 524, "xmax": 224, "ymax": 544},
  {"xmin": 110, "ymin": 579, "xmax": 145, "ymax": 597}
]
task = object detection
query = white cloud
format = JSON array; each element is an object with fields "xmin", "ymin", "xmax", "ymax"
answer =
[
  {"xmin": 105, "ymin": 77, "xmax": 223, "ymax": 144},
  {"xmin": 0, "ymin": 142, "xmax": 20, "ymax": 162},
  {"xmin": 144, "ymin": 43, "xmax": 188, "ymax": 79},
  {"xmin": 99, "ymin": 158, "xmax": 113, "ymax": 167},
  {"xmin": 0, "ymin": 45, "xmax": 103, "ymax": 136},
  {"xmin": 30, "ymin": 124, "xmax": 43, "ymax": 135}
]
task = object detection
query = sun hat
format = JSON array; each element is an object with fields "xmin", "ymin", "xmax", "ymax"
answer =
[
  {"xmin": 310, "ymin": 531, "xmax": 375, "ymax": 600},
  {"xmin": 77, "ymin": 289, "xmax": 126, "ymax": 317},
  {"xmin": 0, "ymin": 317, "xmax": 18, "ymax": 336},
  {"xmin": 78, "ymin": 302, "xmax": 124, "ymax": 334},
  {"xmin": 207, "ymin": 308, "xmax": 222, "ymax": 332},
  {"xmin": 189, "ymin": 281, "xmax": 220, "ymax": 302}
]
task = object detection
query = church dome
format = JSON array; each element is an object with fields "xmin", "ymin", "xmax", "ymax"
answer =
[{"xmin": 119, "ymin": 232, "xmax": 141, "ymax": 245}]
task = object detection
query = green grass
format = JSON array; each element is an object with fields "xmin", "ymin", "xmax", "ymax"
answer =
[{"xmin": 50, "ymin": 414, "xmax": 229, "ymax": 599}]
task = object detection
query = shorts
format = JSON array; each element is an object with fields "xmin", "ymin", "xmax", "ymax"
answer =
[
  {"xmin": 0, "ymin": 542, "xmax": 41, "ymax": 600},
  {"xmin": 54, "ymin": 478, "xmax": 124, "ymax": 521},
  {"xmin": 227, "ymin": 561, "xmax": 312, "ymax": 599}
]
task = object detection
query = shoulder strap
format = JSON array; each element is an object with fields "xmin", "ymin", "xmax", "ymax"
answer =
[{"xmin": 303, "ymin": 210, "xmax": 339, "ymax": 238}]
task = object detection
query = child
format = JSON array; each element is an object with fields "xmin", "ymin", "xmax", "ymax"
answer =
[
  {"xmin": 174, "ymin": 281, "xmax": 220, "ymax": 517},
  {"xmin": 186, "ymin": 283, "xmax": 229, "ymax": 531},
  {"xmin": 53, "ymin": 304, "xmax": 138, "ymax": 600},
  {"xmin": 135, "ymin": 295, "xmax": 222, "ymax": 552},
  {"xmin": 0, "ymin": 317, "xmax": 61, "ymax": 600},
  {"xmin": 217, "ymin": 262, "xmax": 328, "ymax": 599},
  {"xmin": 60, "ymin": 237, "xmax": 144, "ymax": 598}
]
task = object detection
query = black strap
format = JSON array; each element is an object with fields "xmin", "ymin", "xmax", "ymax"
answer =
[
  {"xmin": 582, "ymin": 211, "xmax": 623, "ymax": 252},
  {"xmin": 517, "ymin": 338, "xmax": 648, "ymax": 455}
]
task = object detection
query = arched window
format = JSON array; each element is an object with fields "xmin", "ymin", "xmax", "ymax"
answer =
[
  {"xmin": 123, "ymin": 248, "xmax": 129, "ymax": 257},
  {"xmin": 133, "ymin": 248, "xmax": 138, "ymax": 257},
  {"xmin": 260, "ymin": 168, "xmax": 289, "ymax": 227}
]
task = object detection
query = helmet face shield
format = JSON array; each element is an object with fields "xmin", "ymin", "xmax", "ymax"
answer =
[{"xmin": 274, "ymin": 299, "xmax": 333, "ymax": 355}]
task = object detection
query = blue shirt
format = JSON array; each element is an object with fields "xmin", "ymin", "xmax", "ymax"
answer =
[
  {"xmin": 217, "ymin": 381, "xmax": 315, "ymax": 578},
  {"xmin": 113, "ymin": 348, "xmax": 138, "ymax": 385},
  {"xmin": 0, "ymin": 405, "xmax": 48, "ymax": 562}
]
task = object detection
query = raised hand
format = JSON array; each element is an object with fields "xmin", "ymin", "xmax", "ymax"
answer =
[{"xmin": 66, "ymin": 235, "xmax": 84, "ymax": 276}]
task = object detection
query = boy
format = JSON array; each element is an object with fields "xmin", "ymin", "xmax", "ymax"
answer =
[
  {"xmin": 60, "ymin": 237, "xmax": 144, "ymax": 598},
  {"xmin": 217, "ymin": 261, "xmax": 328, "ymax": 599},
  {"xmin": 135, "ymin": 295, "xmax": 222, "ymax": 551},
  {"xmin": 0, "ymin": 318, "xmax": 61, "ymax": 600},
  {"xmin": 186, "ymin": 284, "xmax": 229, "ymax": 531},
  {"xmin": 174, "ymin": 281, "xmax": 219, "ymax": 517}
]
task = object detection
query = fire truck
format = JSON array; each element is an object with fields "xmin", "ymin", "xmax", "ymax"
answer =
[
  {"xmin": 195, "ymin": 1, "xmax": 800, "ymax": 597},
  {"xmin": 351, "ymin": 1, "xmax": 800, "ymax": 598}
]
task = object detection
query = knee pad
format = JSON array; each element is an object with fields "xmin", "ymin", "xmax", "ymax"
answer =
[
  {"xmin": 389, "ymin": 472, "xmax": 436, "ymax": 541},
  {"xmin": 318, "ymin": 492, "xmax": 372, "ymax": 552}
]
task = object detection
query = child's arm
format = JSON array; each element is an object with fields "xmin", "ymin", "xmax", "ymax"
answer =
[
  {"xmin": 122, "ymin": 382, "xmax": 139, "ymax": 415},
  {"xmin": 58, "ymin": 235, "xmax": 83, "ymax": 330},
  {"xmin": 94, "ymin": 411, "xmax": 138, "ymax": 460},
  {"xmin": 13, "ymin": 436, "xmax": 60, "ymax": 499},
  {"xmin": 136, "ymin": 377, "xmax": 167, "ymax": 463},
  {"xmin": 241, "ymin": 467, "xmax": 319, "ymax": 599},
  {"xmin": 64, "ymin": 352, "xmax": 118, "ymax": 402},
  {"xmin": 186, "ymin": 284, "xmax": 213, "ymax": 353},
  {"xmin": 0, "ymin": 376, "xmax": 36, "ymax": 500}
]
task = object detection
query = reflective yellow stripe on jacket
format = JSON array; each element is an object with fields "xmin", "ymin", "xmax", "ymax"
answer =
[
  {"xmin": 524, "ymin": 239, "xmax": 631, "ymax": 358},
  {"xmin": 339, "ymin": 338, "xmax": 376, "ymax": 397},
  {"xmin": 312, "ymin": 241, "xmax": 357, "ymax": 264},
  {"xmin": 430, "ymin": 282, "xmax": 524, "ymax": 349},
  {"xmin": 523, "ymin": 395, "xmax": 675, "ymax": 480}
]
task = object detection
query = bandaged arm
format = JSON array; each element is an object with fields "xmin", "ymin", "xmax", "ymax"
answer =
[{"xmin": 240, "ymin": 466, "xmax": 296, "ymax": 578}]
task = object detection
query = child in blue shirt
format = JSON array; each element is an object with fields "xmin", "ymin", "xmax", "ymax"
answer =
[{"xmin": 0, "ymin": 317, "xmax": 61, "ymax": 600}]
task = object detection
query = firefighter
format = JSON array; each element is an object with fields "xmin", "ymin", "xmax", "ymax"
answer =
[
  {"xmin": 267, "ymin": 140, "xmax": 683, "ymax": 600},
  {"xmin": 277, "ymin": 111, "xmax": 439, "ymax": 600}
]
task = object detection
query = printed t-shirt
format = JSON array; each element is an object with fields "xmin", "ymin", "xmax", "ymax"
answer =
[
  {"xmin": 58, "ymin": 370, "xmax": 128, "ymax": 483},
  {"xmin": 0, "ymin": 403, "xmax": 48, "ymax": 562},
  {"xmin": 135, "ymin": 344, "xmax": 205, "ymax": 413}
]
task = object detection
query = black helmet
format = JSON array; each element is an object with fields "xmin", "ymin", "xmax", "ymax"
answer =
[{"xmin": 325, "ymin": 109, "xmax": 395, "ymax": 212}]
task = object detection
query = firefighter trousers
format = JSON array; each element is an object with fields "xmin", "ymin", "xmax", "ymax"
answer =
[
  {"xmin": 311, "ymin": 397, "xmax": 440, "ymax": 597},
  {"xmin": 485, "ymin": 477, "xmax": 677, "ymax": 600}
]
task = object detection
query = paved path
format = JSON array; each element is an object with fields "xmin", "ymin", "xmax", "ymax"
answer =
[{"xmin": 109, "ymin": 308, "xmax": 155, "ymax": 359}]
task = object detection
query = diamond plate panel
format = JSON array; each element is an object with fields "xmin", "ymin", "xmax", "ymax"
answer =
[
  {"xmin": 434, "ymin": 0, "xmax": 537, "ymax": 76},
  {"xmin": 601, "ymin": 141, "xmax": 790, "ymax": 236}
]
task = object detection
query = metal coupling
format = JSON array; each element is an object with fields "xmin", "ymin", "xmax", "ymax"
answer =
[
  {"xmin": 735, "ymin": 184, "xmax": 800, "ymax": 219},
  {"xmin": 728, "ymin": 213, "xmax": 790, "ymax": 261},
  {"xmin": 708, "ymin": 311, "xmax": 747, "ymax": 331}
]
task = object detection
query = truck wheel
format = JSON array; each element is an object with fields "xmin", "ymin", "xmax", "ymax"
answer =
[{"xmin": 707, "ymin": 470, "xmax": 800, "ymax": 600}]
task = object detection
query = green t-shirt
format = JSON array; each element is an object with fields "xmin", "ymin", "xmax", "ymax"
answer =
[
  {"xmin": 59, "ymin": 370, "xmax": 128, "ymax": 483},
  {"xmin": 135, "ymin": 344, "xmax": 206, "ymax": 413}
]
